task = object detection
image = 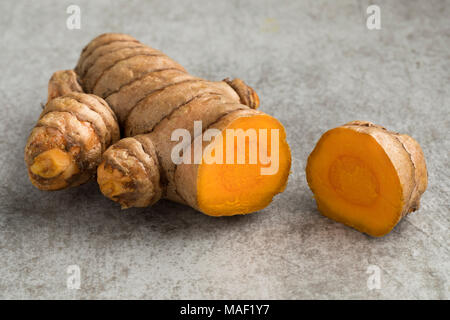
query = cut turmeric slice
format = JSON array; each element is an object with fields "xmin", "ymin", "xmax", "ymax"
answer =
[
  {"xmin": 306, "ymin": 121, "xmax": 427, "ymax": 237},
  {"xmin": 195, "ymin": 114, "xmax": 291, "ymax": 216}
]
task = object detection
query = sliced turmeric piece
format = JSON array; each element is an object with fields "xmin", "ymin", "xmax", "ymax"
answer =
[{"xmin": 306, "ymin": 121, "xmax": 427, "ymax": 237}]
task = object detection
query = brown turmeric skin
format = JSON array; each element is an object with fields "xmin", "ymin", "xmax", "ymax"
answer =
[
  {"xmin": 306, "ymin": 121, "xmax": 428, "ymax": 237},
  {"xmin": 71, "ymin": 33, "xmax": 291, "ymax": 216}
]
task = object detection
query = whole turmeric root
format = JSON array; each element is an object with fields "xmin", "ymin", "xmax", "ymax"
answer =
[
  {"xmin": 306, "ymin": 121, "xmax": 428, "ymax": 237},
  {"xmin": 72, "ymin": 33, "xmax": 291, "ymax": 216},
  {"xmin": 25, "ymin": 71, "xmax": 120, "ymax": 190}
]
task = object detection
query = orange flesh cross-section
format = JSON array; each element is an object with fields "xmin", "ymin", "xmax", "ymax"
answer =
[
  {"xmin": 197, "ymin": 115, "xmax": 291, "ymax": 216},
  {"xmin": 306, "ymin": 127, "xmax": 404, "ymax": 236}
]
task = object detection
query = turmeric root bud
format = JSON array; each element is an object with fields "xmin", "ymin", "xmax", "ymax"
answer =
[
  {"xmin": 30, "ymin": 148, "xmax": 73, "ymax": 179},
  {"xmin": 306, "ymin": 121, "xmax": 428, "ymax": 237},
  {"xmin": 97, "ymin": 163, "xmax": 135, "ymax": 206},
  {"xmin": 224, "ymin": 78, "xmax": 260, "ymax": 109},
  {"xmin": 28, "ymin": 147, "xmax": 80, "ymax": 190},
  {"xmin": 47, "ymin": 70, "xmax": 83, "ymax": 102}
]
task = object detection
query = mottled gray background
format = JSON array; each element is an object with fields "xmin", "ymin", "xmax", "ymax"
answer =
[{"xmin": 0, "ymin": 0, "xmax": 448, "ymax": 299}]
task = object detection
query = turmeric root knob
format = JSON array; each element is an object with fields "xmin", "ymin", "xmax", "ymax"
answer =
[
  {"xmin": 25, "ymin": 92, "xmax": 120, "ymax": 190},
  {"xmin": 97, "ymin": 137, "xmax": 162, "ymax": 208},
  {"xmin": 306, "ymin": 121, "xmax": 428, "ymax": 237},
  {"xmin": 47, "ymin": 70, "xmax": 83, "ymax": 102},
  {"xmin": 25, "ymin": 125, "xmax": 82, "ymax": 190},
  {"xmin": 224, "ymin": 78, "xmax": 260, "ymax": 110}
]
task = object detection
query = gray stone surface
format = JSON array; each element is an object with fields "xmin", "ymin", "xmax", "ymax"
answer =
[{"xmin": 0, "ymin": 0, "xmax": 448, "ymax": 299}]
